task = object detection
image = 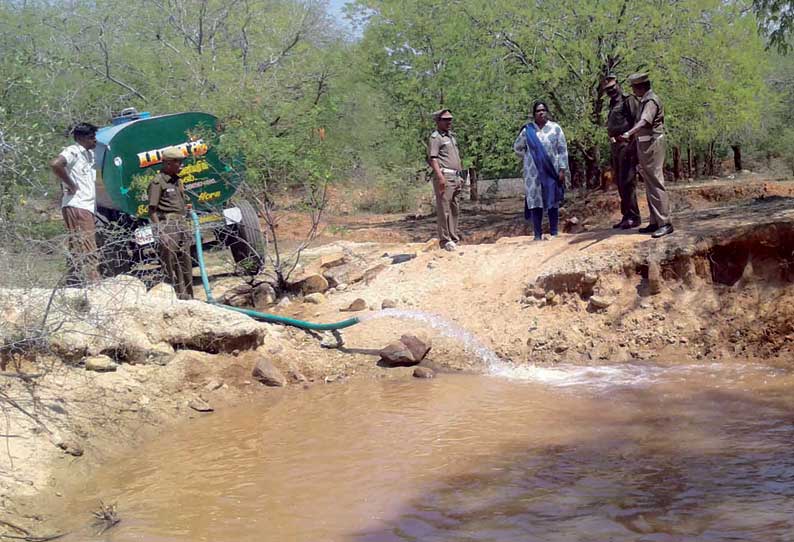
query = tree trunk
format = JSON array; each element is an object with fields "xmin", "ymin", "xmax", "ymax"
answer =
[
  {"xmin": 569, "ymin": 155, "xmax": 581, "ymax": 189},
  {"xmin": 731, "ymin": 144, "xmax": 742, "ymax": 172},
  {"xmin": 687, "ymin": 145, "xmax": 693, "ymax": 178},
  {"xmin": 468, "ymin": 167, "xmax": 478, "ymax": 201},
  {"xmin": 583, "ymin": 145, "xmax": 601, "ymax": 189},
  {"xmin": 673, "ymin": 146, "xmax": 682, "ymax": 181},
  {"xmin": 693, "ymin": 153, "xmax": 699, "ymax": 179},
  {"xmin": 706, "ymin": 141, "xmax": 717, "ymax": 176}
]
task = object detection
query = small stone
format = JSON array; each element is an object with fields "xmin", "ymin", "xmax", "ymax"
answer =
[
  {"xmin": 189, "ymin": 398, "xmax": 214, "ymax": 412},
  {"xmin": 341, "ymin": 298, "xmax": 367, "ymax": 312},
  {"xmin": 546, "ymin": 294, "xmax": 561, "ymax": 307},
  {"xmin": 83, "ymin": 355, "xmax": 117, "ymax": 373},
  {"xmin": 413, "ymin": 366, "xmax": 435, "ymax": 379},
  {"xmin": 427, "ymin": 261, "xmax": 437, "ymax": 269},
  {"xmin": 297, "ymin": 274, "xmax": 329, "ymax": 294},
  {"xmin": 204, "ymin": 379, "xmax": 223, "ymax": 392},
  {"xmin": 679, "ymin": 337, "xmax": 689, "ymax": 344},
  {"xmin": 640, "ymin": 302, "xmax": 651, "ymax": 309},
  {"xmin": 57, "ymin": 440, "xmax": 84, "ymax": 457},
  {"xmin": 252, "ymin": 358, "xmax": 287, "ymax": 387},
  {"xmin": 589, "ymin": 296, "xmax": 613, "ymax": 310},
  {"xmin": 554, "ymin": 344, "xmax": 569, "ymax": 354},
  {"xmin": 381, "ymin": 299, "xmax": 397, "ymax": 309},
  {"xmin": 277, "ymin": 297, "xmax": 292, "ymax": 308},
  {"xmin": 320, "ymin": 330, "xmax": 344, "ymax": 348},
  {"xmin": 252, "ymin": 283, "xmax": 277, "ymax": 308},
  {"xmin": 336, "ymin": 283, "xmax": 348, "ymax": 292},
  {"xmin": 400, "ymin": 334, "xmax": 432, "ymax": 361},
  {"xmin": 304, "ymin": 292, "xmax": 326, "ymax": 304},
  {"xmin": 379, "ymin": 341, "xmax": 417, "ymax": 366}
]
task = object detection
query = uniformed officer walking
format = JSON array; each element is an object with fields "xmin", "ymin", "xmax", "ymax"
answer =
[
  {"xmin": 427, "ymin": 109, "xmax": 463, "ymax": 251},
  {"xmin": 148, "ymin": 146, "xmax": 194, "ymax": 299},
  {"xmin": 604, "ymin": 74, "xmax": 641, "ymax": 229},
  {"xmin": 620, "ymin": 73, "xmax": 674, "ymax": 238}
]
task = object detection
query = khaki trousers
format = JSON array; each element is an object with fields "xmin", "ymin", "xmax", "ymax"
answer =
[
  {"xmin": 434, "ymin": 175, "xmax": 461, "ymax": 245},
  {"xmin": 156, "ymin": 217, "xmax": 194, "ymax": 300},
  {"xmin": 61, "ymin": 206, "xmax": 99, "ymax": 285},
  {"xmin": 637, "ymin": 136, "xmax": 671, "ymax": 226},
  {"xmin": 611, "ymin": 141, "xmax": 640, "ymax": 222}
]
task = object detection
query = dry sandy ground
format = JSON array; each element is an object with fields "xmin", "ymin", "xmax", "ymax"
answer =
[{"xmin": 2, "ymin": 175, "xmax": 794, "ymax": 538}]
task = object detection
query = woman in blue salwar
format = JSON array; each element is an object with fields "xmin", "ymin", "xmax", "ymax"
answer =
[{"xmin": 513, "ymin": 101, "xmax": 570, "ymax": 240}]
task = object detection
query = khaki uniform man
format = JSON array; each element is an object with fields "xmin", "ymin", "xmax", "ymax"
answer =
[
  {"xmin": 620, "ymin": 73, "xmax": 673, "ymax": 238},
  {"xmin": 428, "ymin": 109, "xmax": 463, "ymax": 251},
  {"xmin": 604, "ymin": 74, "xmax": 641, "ymax": 229},
  {"xmin": 148, "ymin": 147, "xmax": 194, "ymax": 299}
]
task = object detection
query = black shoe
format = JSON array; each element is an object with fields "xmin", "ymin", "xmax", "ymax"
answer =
[
  {"xmin": 651, "ymin": 224, "xmax": 674, "ymax": 238},
  {"xmin": 638, "ymin": 224, "xmax": 659, "ymax": 234},
  {"xmin": 621, "ymin": 219, "xmax": 640, "ymax": 229},
  {"xmin": 613, "ymin": 220, "xmax": 626, "ymax": 229}
]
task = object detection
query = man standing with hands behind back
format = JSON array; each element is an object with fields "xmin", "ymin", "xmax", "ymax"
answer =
[{"xmin": 428, "ymin": 109, "xmax": 464, "ymax": 251}]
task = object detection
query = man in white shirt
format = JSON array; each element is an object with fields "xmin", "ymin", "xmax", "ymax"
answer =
[{"xmin": 50, "ymin": 122, "xmax": 100, "ymax": 284}]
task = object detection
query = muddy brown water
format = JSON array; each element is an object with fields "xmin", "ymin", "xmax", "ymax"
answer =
[{"xmin": 59, "ymin": 362, "xmax": 794, "ymax": 541}]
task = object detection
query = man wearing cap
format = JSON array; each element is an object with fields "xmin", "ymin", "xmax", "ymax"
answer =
[
  {"xmin": 619, "ymin": 73, "xmax": 673, "ymax": 238},
  {"xmin": 604, "ymin": 74, "xmax": 641, "ymax": 230},
  {"xmin": 50, "ymin": 122, "xmax": 101, "ymax": 285},
  {"xmin": 148, "ymin": 147, "xmax": 194, "ymax": 299},
  {"xmin": 428, "ymin": 109, "xmax": 463, "ymax": 251}
]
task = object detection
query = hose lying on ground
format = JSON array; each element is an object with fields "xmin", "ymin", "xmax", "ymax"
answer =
[{"xmin": 190, "ymin": 211, "xmax": 360, "ymax": 331}]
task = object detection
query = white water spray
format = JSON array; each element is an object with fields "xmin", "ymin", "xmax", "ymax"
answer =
[{"xmin": 359, "ymin": 309, "xmax": 504, "ymax": 369}]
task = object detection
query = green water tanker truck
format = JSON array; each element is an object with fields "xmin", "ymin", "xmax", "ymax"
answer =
[{"xmin": 94, "ymin": 109, "xmax": 265, "ymax": 276}]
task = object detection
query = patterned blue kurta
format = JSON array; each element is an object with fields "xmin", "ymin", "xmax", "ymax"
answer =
[{"xmin": 513, "ymin": 121, "xmax": 570, "ymax": 210}]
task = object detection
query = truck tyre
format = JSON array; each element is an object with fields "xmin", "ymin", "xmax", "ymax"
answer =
[{"xmin": 229, "ymin": 200, "xmax": 266, "ymax": 275}]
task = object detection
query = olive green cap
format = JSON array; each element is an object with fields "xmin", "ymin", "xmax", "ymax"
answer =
[
  {"xmin": 161, "ymin": 146, "xmax": 185, "ymax": 160},
  {"xmin": 432, "ymin": 109, "xmax": 453, "ymax": 121}
]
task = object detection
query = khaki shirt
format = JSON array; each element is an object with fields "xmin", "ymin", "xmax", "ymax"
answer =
[
  {"xmin": 148, "ymin": 172, "xmax": 187, "ymax": 217},
  {"xmin": 607, "ymin": 92, "xmax": 639, "ymax": 137},
  {"xmin": 638, "ymin": 90, "xmax": 665, "ymax": 137},
  {"xmin": 428, "ymin": 130, "xmax": 462, "ymax": 172}
]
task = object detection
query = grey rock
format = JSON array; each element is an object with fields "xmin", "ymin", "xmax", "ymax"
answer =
[
  {"xmin": 320, "ymin": 330, "xmax": 344, "ymax": 349},
  {"xmin": 204, "ymin": 379, "xmax": 223, "ymax": 391},
  {"xmin": 381, "ymin": 299, "xmax": 397, "ymax": 309},
  {"xmin": 304, "ymin": 292, "xmax": 326, "ymax": 304},
  {"xmin": 252, "ymin": 358, "xmax": 287, "ymax": 387},
  {"xmin": 84, "ymin": 355, "xmax": 117, "ymax": 372},
  {"xmin": 277, "ymin": 296, "xmax": 292, "ymax": 308},
  {"xmin": 341, "ymin": 298, "xmax": 368, "ymax": 312},
  {"xmin": 379, "ymin": 341, "xmax": 418, "ymax": 366},
  {"xmin": 252, "ymin": 283, "xmax": 277, "ymax": 309},
  {"xmin": 588, "ymin": 296, "xmax": 613, "ymax": 310},
  {"xmin": 296, "ymin": 274, "xmax": 329, "ymax": 294},
  {"xmin": 189, "ymin": 398, "xmax": 214, "ymax": 412},
  {"xmin": 413, "ymin": 366, "xmax": 435, "ymax": 379}
]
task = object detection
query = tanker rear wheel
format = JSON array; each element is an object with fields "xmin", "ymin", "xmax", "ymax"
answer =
[{"xmin": 229, "ymin": 200, "xmax": 266, "ymax": 275}]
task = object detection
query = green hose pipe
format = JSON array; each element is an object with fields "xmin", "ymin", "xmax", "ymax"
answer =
[{"xmin": 190, "ymin": 211, "xmax": 360, "ymax": 331}]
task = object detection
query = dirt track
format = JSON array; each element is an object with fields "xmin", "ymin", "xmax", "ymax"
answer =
[{"xmin": 3, "ymin": 175, "xmax": 794, "ymax": 538}]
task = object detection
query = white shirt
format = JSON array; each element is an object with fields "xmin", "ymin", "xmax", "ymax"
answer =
[{"xmin": 59, "ymin": 143, "xmax": 96, "ymax": 213}]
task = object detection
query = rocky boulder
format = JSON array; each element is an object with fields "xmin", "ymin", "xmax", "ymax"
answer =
[
  {"xmin": 379, "ymin": 334, "xmax": 431, "ymax": 366},
  {"xmin": 252, "ymin": 357, "xmax": 287, "ymax": 387}
]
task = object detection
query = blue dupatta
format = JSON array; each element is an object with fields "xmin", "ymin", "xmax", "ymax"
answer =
[{"xmin": 525, "ymin": 123, "xmax": 564, "ymax": 211}]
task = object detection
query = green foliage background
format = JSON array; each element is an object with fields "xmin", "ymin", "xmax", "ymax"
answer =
[{"xmin": 1, "ymin": 0, "xmax": 793, "ymax": 220}]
